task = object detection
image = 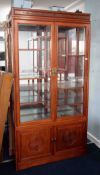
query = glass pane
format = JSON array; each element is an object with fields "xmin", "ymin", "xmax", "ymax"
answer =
[
  {"xmin": 18, "ymin": 24, "xmax": 51, "ymax": 122},
  {"xmin": 57, "ymin": 27, "xmax": 85, "ymax": 117}
]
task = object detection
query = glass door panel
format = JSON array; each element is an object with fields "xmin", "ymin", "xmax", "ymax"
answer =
[
  {"xmin": 57, "ymin": 27, "xmax": 85, "ymax": 117},
  {"xmin": 18, "ymin": 24, "xmax": 51, "ymax": 122}
]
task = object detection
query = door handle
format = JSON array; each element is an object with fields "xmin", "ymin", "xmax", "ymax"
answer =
[
  {"xmin": 53, "ymin": 137, "xmax": 56, "ymax": 142},
  {"xmin": 51, "ymin": 138, "xmax": 56, "ymax": 142}
]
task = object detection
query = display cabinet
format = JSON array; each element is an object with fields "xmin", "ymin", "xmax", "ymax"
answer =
[{"xmin": 6, "ymin": 8, "xmax": 90, "ymax": 170}]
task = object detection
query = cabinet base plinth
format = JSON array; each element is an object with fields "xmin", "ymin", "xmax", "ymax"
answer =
[{"xmin": 16, "ymin": 146, "xmax": 87, "ymax": 171}]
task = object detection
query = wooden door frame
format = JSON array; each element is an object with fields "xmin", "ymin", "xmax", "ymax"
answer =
[
  {"xmin": 54, "ymin": 22, "xmax": 90, "ymax": 121},
  {"xmin": 13, "ymin": 19, "xmax": 56, "ymax": 126}
]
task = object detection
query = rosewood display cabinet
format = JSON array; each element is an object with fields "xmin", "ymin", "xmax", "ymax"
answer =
[{"xmin": 6, "ymin": 7, "xmax": 90, "ymax": 170}]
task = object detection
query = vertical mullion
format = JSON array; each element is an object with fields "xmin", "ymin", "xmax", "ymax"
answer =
[{"xmin": 51, "ymin": 24, "xmax": 57, "ymax": 121}]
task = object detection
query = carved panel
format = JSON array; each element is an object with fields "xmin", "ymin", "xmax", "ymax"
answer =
[
  {"xmin": 56, "ymin": 123, "xmax": 86, "ymax": 152},
  {"xmin": 17, "ymin": 126, "xmax": 52, "ymax": 161}
]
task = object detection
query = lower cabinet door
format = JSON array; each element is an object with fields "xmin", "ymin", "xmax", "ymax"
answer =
[
  {"xmin": 16, "ymin": 125, "xmax": 53, "ymax": 163},
  {"xmin": 55, "ymin": 123, "xmax": 86, "ymax": 153},
  {"xmin": 16, "ymin": 123, "xmax": 86, "ymax": 170}
]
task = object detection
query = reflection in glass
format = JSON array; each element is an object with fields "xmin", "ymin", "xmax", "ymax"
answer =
[
  {"xmin": 18, "ymin": 24, "xmax": 51, "ymax": 122},
  {"xmin": 57, "ymin": 27, "xmax": 85, "ymax": 117}
]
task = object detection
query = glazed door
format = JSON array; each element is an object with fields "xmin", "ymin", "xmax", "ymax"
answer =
[
  {"xmin": 15, "ymin": 22, "xmax": 88, "ymax": 123},
  {"xmin": 17, "ymin": 22, "xmax": 53, "ymax": 123},
  {"xmin": 57, "ymin": 26, "xmax": 87, "ymax": 118}
]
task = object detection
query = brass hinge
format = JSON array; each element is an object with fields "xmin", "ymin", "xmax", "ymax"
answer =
[{"xmin": 51, "ymin": 68, "xmax": 57, "ymax": 76}]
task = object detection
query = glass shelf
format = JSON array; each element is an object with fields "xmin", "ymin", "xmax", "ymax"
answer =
[
  {"xmin": 58, "ymin": 80, "xmax": 84, "ymax": 90},
  {"xmin": 20, "ymin": 107, "xmax": 51, "ymax": 122}
]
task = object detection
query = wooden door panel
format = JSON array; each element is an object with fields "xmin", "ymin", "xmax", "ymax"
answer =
[
  {"xmin": 56, "ymin": 123, "xmax": 86, "ymax": 152},
  {"xmin": 16, "ymin": 126, "xmax": 53, "ymax": 161}
]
